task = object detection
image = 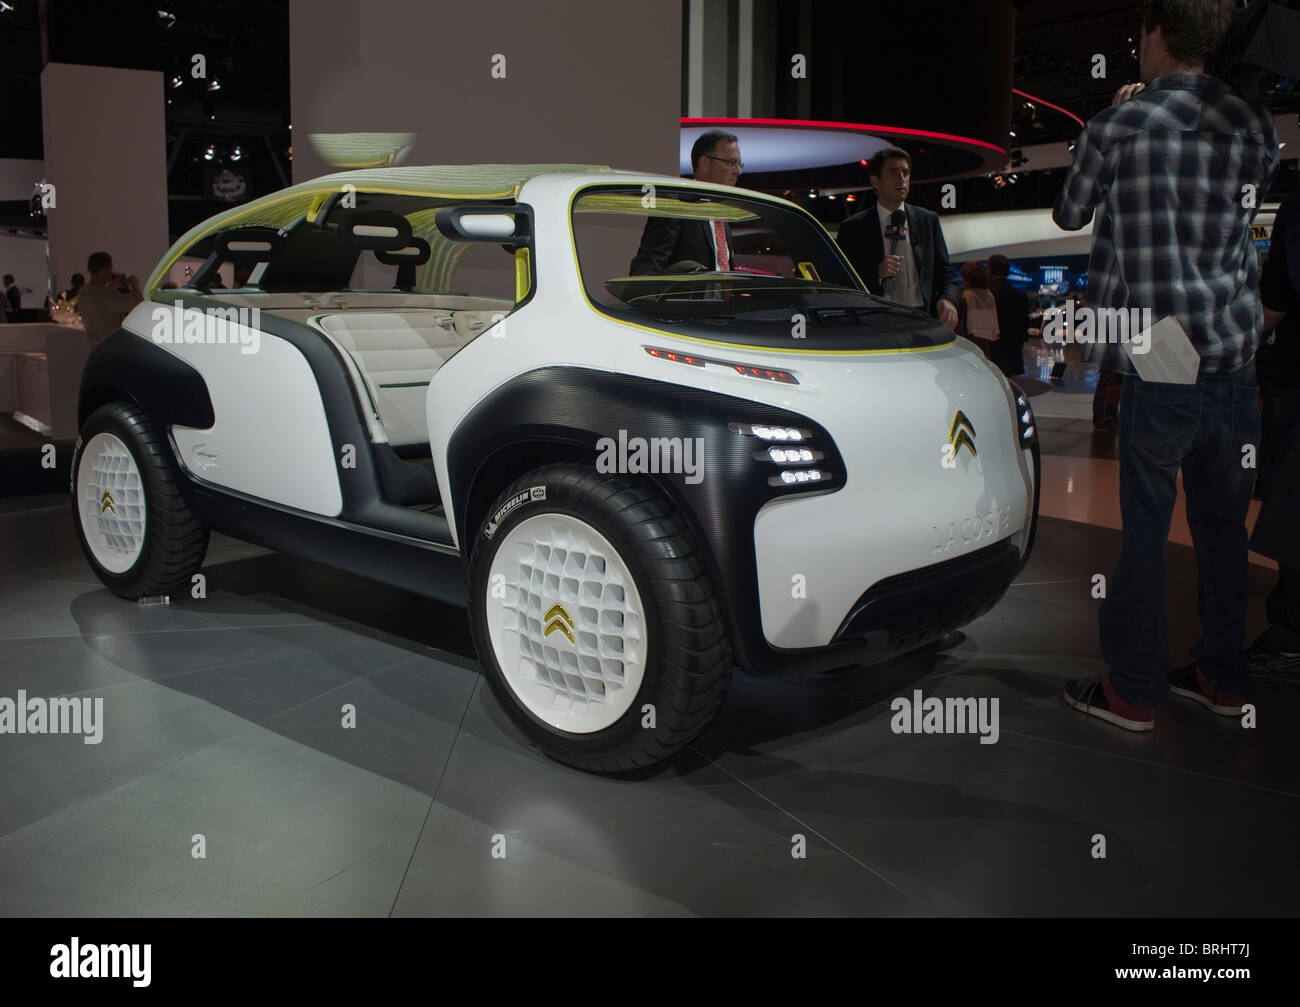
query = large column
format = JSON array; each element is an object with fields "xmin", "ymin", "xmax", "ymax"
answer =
[
  {"xmin": 39, "ymin": 64, "xmax": 169, "ymax": 300},
  {"xmin": 289, "ymin": 0, "xmax": 682, "ymax": 183}
]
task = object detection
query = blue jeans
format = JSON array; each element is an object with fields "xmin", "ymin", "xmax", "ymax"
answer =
[{"xmin": 1099, "ymin": 368, "xmax": 1261, "ymax": 706}]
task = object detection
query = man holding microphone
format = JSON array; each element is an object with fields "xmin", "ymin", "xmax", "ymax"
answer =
[{"xmin": 836, "ymin": 146, "xmax": 960, "ymax": 327}]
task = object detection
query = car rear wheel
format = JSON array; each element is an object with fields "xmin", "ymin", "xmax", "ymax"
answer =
[
  {"xmin": 468, "ymin": 463, "xmax": 732, "ymax": 773},
  {"xmin": 72, "ymin": 402, "xmax": 208, "ymax": 599}
]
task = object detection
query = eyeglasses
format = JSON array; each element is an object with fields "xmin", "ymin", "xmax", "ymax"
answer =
[{"xmin": 703, "ymin": 154, "xmax": 744, "ymax": 170}]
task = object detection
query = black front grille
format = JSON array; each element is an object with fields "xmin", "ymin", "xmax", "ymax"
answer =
[{"xmin": 833, "ymin": 541, "xmax": 1021, "ymax": 652}]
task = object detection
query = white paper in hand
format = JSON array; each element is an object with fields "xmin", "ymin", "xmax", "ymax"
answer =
[{"xmin": 1124, "ymin": 314, "xmax": 1200, "ymax": 385}]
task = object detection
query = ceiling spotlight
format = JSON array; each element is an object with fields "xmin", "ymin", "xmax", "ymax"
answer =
[
  {"xmin": 1009, "ymin": 129, "xmax": 1017, "ymax": 138},
  {"xmin": 203, "ymin": 144, "xmax": 215, "ymax": 161},
  {"xmin": 826, "ymin": 194, "xmax": 837, "ymax": 199},
  {"xmin": 207, "ymin": 78, "xmax": 221, "ymax": 91},
  {"xmin": 230, "ymin": 145, "xmax": 242, "ymax": 161},
  {"xmin": 808, "ymin": 190, "xmax": 817, "ymax": 198},
  {"xmin": 170, "ymin": 75, "xmax": 183, "ymax": 89},
  {"xmin": 845, "ymin": 194, "xmax": 857, "ymax": 202},
  {"xmin": 0, "ymin": 2, "xmax": 15, "ymax": 14},
  {"xmin": 156, "ymin": 9, "xmax": 176, "ymax": 29}
]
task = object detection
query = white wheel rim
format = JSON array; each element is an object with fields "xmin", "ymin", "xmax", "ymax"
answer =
[
  {"xmin": 76, "ymin": 431, "xmax": 147, "ymax": 574},
  {"xmin": 486, "ymin": 512, "xmax": 648, "ymax": 734}
]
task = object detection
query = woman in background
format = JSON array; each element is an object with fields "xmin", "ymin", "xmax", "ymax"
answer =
[{"xmin": 957, "ymin": 260, "xmax": 1000, "ymax": 359}]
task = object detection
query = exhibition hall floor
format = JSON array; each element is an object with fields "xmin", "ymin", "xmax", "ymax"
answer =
[{"xmin": 2, "ymin": 367, "xmax": 1297, "ymax": 916}]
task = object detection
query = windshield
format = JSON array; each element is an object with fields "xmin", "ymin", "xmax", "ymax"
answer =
[
  {"xmin": 573, "ymin": 185, "xmax": 866, "ymax": 316},
  {"xmin": 572, "ymin": 184, "xmax": 951, "ymax": 352}
]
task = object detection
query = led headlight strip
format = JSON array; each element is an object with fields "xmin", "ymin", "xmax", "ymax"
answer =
[
  {"xmin": 1014, "ymin": 390, "xmax": 1037, "ymax": 446},
  {"xmin": 730, "ymin": 423, "xmax": 834, "ymax": 487}
]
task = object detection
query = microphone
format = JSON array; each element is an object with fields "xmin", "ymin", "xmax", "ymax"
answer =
[{"xmin": 883, "ymin": 208, "xmax": 907, "ymax": 294}]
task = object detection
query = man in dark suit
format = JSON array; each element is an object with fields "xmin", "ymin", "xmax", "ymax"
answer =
[
  {"xmin": 835, "ymin": 147, "xmax": 959, "ymax": 327},
  {"xmin": 629, "ymin": 129, "xmax": 742, "ymax": 275},
  {"xmin": 986, "ymin": 253, "xmax": 1028, "ymax": 376}
]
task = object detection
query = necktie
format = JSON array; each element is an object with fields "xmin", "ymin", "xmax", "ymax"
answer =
[{"xmin": 712, "ymin": 220, "xmax": 731, "ymax": 271}]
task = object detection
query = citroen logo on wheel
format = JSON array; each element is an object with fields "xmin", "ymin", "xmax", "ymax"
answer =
[
  {"xmin": 948, "ymin": 410, "xmax": 977, "ymax": 459},
  {"xmin": 543, "ymin": 603, "xmax": 575, "ymax": 644},
  {"xmin": 100, "ymin": 489, "xmax": 117, "ymax": 514}
]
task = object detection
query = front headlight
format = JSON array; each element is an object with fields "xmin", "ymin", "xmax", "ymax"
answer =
[
  {"xmin": 1014, "ymin": 390, "xmax": 1037, "ymax": 447},
  {"xmin": 732, "ymin": 422, "xmax": 837, "ymax": 489}
]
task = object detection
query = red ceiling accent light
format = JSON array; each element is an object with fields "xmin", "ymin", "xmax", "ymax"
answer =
[{"xmin": 1011, "ymin": 88, "xmax": 1085, "ymax": 129}]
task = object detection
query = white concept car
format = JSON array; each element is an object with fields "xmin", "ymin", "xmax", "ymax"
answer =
[{"xmin": 72, "ymin": 164, "xmax": 1039, "ymax": 772}]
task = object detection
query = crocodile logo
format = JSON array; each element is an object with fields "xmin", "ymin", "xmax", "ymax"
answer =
[
  {"xmin": 100, "ymin": 489, "xmax": 116, "ymax": 514},
  {"xmin": 948, "ymin": 410, "xmax": 977, "ymax": 459},
  {"xmin": 543, "ymin": 603, "xmax": 574, "ymax": 644}
]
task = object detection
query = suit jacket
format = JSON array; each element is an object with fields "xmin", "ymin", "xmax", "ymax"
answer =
[
  {"xmin": 835, "ymin": 201, "xmax": 959, "ymax": 315},
  {"xmin": 629, "ymin": 217, "xmax": 731, "ymax": 275}
]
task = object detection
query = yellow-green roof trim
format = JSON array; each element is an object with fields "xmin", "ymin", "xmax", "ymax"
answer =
[{"xmin": 146, "ymin": 163, "xmax": 610, "ymax": 295}]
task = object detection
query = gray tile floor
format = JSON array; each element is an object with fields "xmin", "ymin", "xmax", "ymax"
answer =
[{"xmin": 1, "ymin": 493, "xmax": 1296, "ymax": 916}]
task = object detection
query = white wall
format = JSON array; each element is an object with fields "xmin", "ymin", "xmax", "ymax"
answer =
[
  {"xmin": 289, "ymin": 0, "xmax": 682, "ymax": 183},
  {"xmin": 39, "ymin": 64, "xmax": 169, "ymax": 302}
]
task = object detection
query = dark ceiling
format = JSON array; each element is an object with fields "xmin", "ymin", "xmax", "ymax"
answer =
[{"xmin": 1, "ymin": 0, "xmax": 1295, "ymax": 235}]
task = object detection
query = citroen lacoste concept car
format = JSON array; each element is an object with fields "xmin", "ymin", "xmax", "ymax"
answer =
[{"xmin": 72, "ymin": 164, "xmax": 1039, "ymax": 772}]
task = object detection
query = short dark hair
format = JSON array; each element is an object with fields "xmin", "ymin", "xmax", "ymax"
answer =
[
  {"xmin": 868, "ymin": 146, "xmax": 912, "ymax": 181},
  {"xmin": 960, "ymin": 260, "xmax": 989, "ymax": 289},
  {"xmin": 1140, "ymin": 0, "xmax": 1233, "ymax": 65},
  {"xmin": 690, "ymin": 130, "xmax": 739, "ymax": 172},
  {"xmin": 987, "ymin": 254, "xmax": 1010, "ymax": 277},
  {"xmin": 70, "ymin": 272, "xmax": 85, "ymax": 285},
  {"xmin": 2, "ymin": 274, "xmax": 13, "ymax": 285},
  {"xmin": 87, "ymin": 251, "xmax": 112, "ymax": 273}
]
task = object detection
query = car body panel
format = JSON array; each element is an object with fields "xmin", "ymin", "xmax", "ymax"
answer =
[
  {"xmin": 120, "ymin": 300, "xmax": 344, "ymax": 516},
  {"xmin": 84, "ymin": 163, "xmax": 1037, "ymax": 680}
]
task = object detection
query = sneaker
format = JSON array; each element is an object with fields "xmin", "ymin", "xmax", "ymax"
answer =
[
  {"xmin": 1064, "ymin": 675, "xmax": 1155, "ymax": 732},
  {"xmin": 1247, "ymin": 634, "xmax": 1300, "ymax": 682},
  {"xmin": 1168, "ymin": 662, "xmax": 1249, "ymax": 716},
  {"xmin": 1248, "ymin": 648, "xmax": 1300, "ymax": 682}
]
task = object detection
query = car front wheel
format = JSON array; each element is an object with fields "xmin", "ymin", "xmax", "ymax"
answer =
[
  {"xmin": 468, "ymin": 463, "xmax": 732, "ymax": 773},
  {"xmin": 71, "ymin": 402, "xmax": 209, "ymax": 599}
]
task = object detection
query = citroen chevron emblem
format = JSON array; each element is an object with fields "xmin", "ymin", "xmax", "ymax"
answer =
[
  {"xmin": 100, "ymin": 489, "xmax": 116, "ymax": 514},
  {"xmin": 543, "ymin": 603, "xmax": 575, "ymax": 644},
  {"xmin": 948, "ymin": 410, "xmax": 977, "ymax": 459}
]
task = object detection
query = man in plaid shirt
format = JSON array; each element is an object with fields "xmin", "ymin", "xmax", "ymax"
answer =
[{"xmin": 1054, "ymin": 0, "xmax": 1280, "ymax": 731}]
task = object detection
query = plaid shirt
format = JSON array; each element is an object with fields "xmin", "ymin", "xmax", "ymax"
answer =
[{"xmin": 1054, "ymin": 73, "xmax": 1279, "ymax": 376}]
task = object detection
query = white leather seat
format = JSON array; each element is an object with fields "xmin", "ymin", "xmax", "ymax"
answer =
[{"xmin": 317, "ymin": 311, "xmax": 470, "ymax": 446}]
